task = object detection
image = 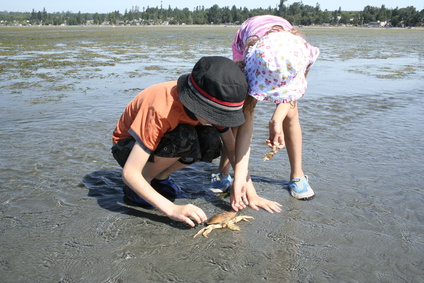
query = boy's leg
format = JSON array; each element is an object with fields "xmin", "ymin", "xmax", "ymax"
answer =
[
  {"xmin": 196, "ymin": 125, "xmax": 222, "ymax": 163},
  {"xmin": 143, "ymin": 124, "xmax": 204, "ymax": 201},
  {"xmin": 210, "ymin": 127, "xmax": 237, "ymax": 191},
  {"xmin": 145, "ymin": 124, "xmax": 225, "ymax": 202},
  {"xmin": 217, "ymin": 126, "xmax": 238, "ymax": 173},
  {"xmin": 217, "ymin": 148, "xmax": 230, "ymax": 175},
  {"xmin": 111, "ymin": 137, "xmax": 155, "ymax": 207},
  {"xmin": 194, "ymin": 125, "xmax": 232, "ymax": 192},
  {"xmin": 111, "ymin": 124, "xmax": 202, "ymax": 206},
  {"xmin": 142, "ymin": 157, "xmax": 186, "ymax": 183},
  {"xmin": 142, "ymin": 156, "xmax": 186, "ymax": 202},
  {"xmin": 111, "ymin": 136, "xmax": 136, "ymax": 168}
]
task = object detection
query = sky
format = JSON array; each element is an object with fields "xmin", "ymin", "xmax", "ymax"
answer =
[{"xmin": 2, "ymin": 0, "xmax": 423, "ymax": 13}]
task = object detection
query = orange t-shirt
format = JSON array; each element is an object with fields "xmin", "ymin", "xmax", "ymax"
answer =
[{"xmin": 112, "ymin": 81, "xmax": 207, "ymax": 152}]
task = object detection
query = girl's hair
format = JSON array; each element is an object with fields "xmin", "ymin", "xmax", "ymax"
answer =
[
  {"xmin": 244, "ymin": 95, "xmax": 258, "ymax": 114},
  {"xmin": 236, "ymin": 60, "xmax": 257, "ymax": 114}
]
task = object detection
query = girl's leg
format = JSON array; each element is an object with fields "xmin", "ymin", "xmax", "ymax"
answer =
[
  {"xmin": 283, "ymin": 105, "xmax": 304, "ymax": 179},
  {"xmin": 284, "ymin": 104, "xmax": 314, "ymax": 200}
]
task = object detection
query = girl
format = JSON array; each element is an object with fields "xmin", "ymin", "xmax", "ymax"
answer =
[{"xmin": 214, "ymin": 15, "xmax": 320, "ymax": 211}]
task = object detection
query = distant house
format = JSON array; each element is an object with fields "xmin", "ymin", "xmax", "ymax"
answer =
[{"xmin": 366, "ymin": 21, "xmax": 387, "ymax": 28}]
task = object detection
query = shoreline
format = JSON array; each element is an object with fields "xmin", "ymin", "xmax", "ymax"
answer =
[{"xmin": 1, "ymin": 24, "xmax": 423, "ymax": 30}]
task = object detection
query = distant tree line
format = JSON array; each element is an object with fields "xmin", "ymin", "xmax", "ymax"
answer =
[{"xmin": 1, "ymin": 1, "xmax": 423, "ymax": 27}]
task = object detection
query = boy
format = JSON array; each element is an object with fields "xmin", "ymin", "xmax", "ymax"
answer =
[{"xmin": 111, "ymin": 56, "xmax": 249, "ymax": 227}]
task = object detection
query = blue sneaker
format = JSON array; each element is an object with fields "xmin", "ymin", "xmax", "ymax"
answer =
[
  {"xmin": 123, "ymin": 185, "xmax": 154, "ymax": 209},
  {"xmin": 150, "ymin": 177, "xmax": 183, "ymax": 202},
  {"xmin": 288, "ymin": 175, "xmax": 315, "ymax": 200},
  {"xmin": 211, "ymin": 173, "xmax": 232, "ymax": 193}
]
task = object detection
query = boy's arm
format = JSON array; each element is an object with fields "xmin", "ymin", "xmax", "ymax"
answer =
[{"xmin": 122, "ymin": 142, "xmax": 207, "ymax": 227}]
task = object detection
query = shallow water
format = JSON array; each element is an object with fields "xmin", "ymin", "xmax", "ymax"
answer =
[{"xmin": 1, "ymin": 26, "xmax": 423, "ymax": 282}]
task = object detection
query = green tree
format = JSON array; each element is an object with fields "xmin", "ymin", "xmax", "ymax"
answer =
[
  {"xmin": 363, "ymin": 5, "xmax": 377, "ymax": 22},
  {"xmin": 401, "ymin": 6, "xmax": 419, "ymax": 26},
  {"xmin": 107, "ymin": 11, "xmax": 117, "ymax": 25},
  {"xmin": 42, "ymin": 8, "xmax": 48, "ymax": 23},
  {"xmin": 221, "ymin": 6, "xmax": 232, "ymax": 23},
  {"xmin": 207, "ymin": 4, "xmax": 221, "ymax": 24},
  {"xmin": 192, "ymin": 6, "xmax": 207, "ymax": 24},
  {"xmin": 231, "ymin": 5, "xmax": 241, "ymax": 23},
  {"xmin": 1, "ymin": 3, "xmax": 423, "ymax": 27},
  {"xmin": 377, "ymin": 5, "xmax": 388, "ymax": 22},
  {"xmin": 277, "ymin": 0, "xmax": 287, "ymax": 18},
  {"xmin": 339, "ymin": 11, "xmax": 352, "ymax": 24}
]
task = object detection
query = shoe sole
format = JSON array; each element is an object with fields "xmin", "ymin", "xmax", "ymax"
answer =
[
  {"xmin": 290, "ymin": 187, "xmax": 315, "ymax": 200},
  {"xmin": 210, "ymin": 187, "xmax": 230, "ymax": 193},
  {"xmin": 297, "ymin": 194, "xmax": 315, "ymax": 201}
]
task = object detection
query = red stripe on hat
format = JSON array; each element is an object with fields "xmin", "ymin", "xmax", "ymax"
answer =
[{"xmin": 189, "ymin": 74, "xmax": 245, "ymax": 107}]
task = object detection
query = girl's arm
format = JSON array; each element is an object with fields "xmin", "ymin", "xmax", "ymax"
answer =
[
  {"xmin": 267, "ymin": 102, "xmax": 292, "ymax": 149},
  {"xmin": 218, "ymin": 128, "xmax": 249, "ymax": 211},
  {"xmin": 219, "ymin": 109, "xmax": 254, "ymax": 211},
  {"xmin": 232, "ymin": 109, "xmax": 255, "ymax": 211}
]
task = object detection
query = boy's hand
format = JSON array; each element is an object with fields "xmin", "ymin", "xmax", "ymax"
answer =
[
  {"xmin": 168, "ymin": 204, "xmax": 207, "ymax": 227},
  {"xmin": 230, "ymin": 181, "xmax": 248, "ymax": 211}
]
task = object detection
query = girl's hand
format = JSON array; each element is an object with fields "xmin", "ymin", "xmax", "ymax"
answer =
[
  {"xmin": 267, "ymin": 119, "xmax": 285, "ymax": 149},
  {"xmin": 268, "ymin": 102, "xmax": 292, "ymax": 149},
  {"xmin": 167, "ymin": 204, "xmax": 208, "ymax": 227},
  {"xmin": 247, "ymin": 194, "xmax": 282, "ymax": 214}
]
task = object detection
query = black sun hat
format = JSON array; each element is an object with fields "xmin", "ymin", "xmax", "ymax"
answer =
[{"xmin": 178, "ymin": 56, "xmax": 248, "ymax": 127}]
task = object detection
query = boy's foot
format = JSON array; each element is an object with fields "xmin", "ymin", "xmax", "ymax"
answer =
[
  {"xmin": 123, "ymin": 177, "xmax": 182, "ymax": 208},
  {"xmin": 123, "ymin": 185, "xmax": 154, "ymax": 209},
  {"xmin": 288, "ymin": 175, "xmax": 315, "ymax": 200},
  {"xmin": 150, "ymin": 177, "xmax": 183, "ymax": 202},
  {"xmin": 210, "ymin": 173, "xmax": 232, "ymax": 193}
]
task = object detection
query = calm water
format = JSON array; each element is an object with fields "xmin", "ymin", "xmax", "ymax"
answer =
[{"xmin": 1, "ymin": 26, "xmax": 423, "ymax": 282}]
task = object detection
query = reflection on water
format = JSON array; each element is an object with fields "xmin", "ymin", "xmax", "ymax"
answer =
[{"xmin": 1, "ymin": 26, "xmax": 423, "ymax": 282}]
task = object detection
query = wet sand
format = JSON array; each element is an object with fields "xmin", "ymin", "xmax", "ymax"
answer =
[{"xmin": 1, "ymin": 26, "xmax": 423, "ymax": 282}]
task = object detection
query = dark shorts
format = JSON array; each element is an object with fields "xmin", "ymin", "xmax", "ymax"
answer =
[{"xmin": 111, "ymin": 124, "xmax": 222, "ymax": 168}]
